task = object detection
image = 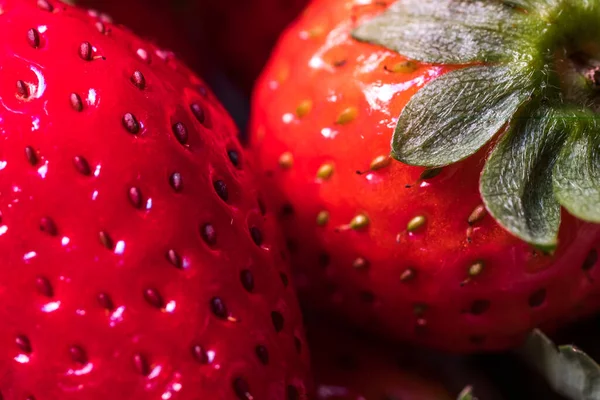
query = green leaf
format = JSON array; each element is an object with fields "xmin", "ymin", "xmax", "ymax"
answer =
[
  {"xmin": 553, "ymin": 115, "xmax": 600, "ymax": 223},
  {"xmin": 480, "ymin": 106, "xmax": 566, "ymax": 249},
  {"xmin": 352, "ymin": 0, "xmax": 533, "ymax": 64},
  {"xmin": 517, "ymin": 329, "xmax": 600, "ymax": 400},
  {"xmin": 391, "ymin": 64, "xmax": 535, "ymax": 167}
]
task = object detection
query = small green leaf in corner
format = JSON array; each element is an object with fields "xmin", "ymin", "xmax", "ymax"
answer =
[
  {"xmin": 517, "ymin": 329, "xmax": 600, "ymax": 400},
  {"xmin": 351, "ymin": 0, "xmax": 534, "ymax": 64}
]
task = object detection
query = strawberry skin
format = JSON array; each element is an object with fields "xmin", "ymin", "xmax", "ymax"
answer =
[
  {"xmin": 0, "ymin": 1, "xmax": 310, "ymax": 399},
  {"xmin": 250, "ymin": 0, "xmax": 600, "ymax": 352}
]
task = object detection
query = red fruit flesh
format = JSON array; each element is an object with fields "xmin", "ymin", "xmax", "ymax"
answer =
[
  {"xmin": 250, "ymin": 0, "xmax": 600, "ymax": 352},
  {"xmin": 0, "ymin": 1, "xmax": 310, "ymax": 399},
  {"xmin": 308, "ymin": 320, "xmax": 453, "ymax": 400}
]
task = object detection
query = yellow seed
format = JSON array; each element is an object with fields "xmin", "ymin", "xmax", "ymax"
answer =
[
  {"xmin": 316, "ymin": 163, "xmax": 334, "ymax": 180},
  {"xmin": 278, "ymin": 152, "xmax": 294, "ymax": 169},
  {"xmin": 352, "ymin": 257, "xmax": 369, "ymax": 270},
  {"xmin": 390, "ymin": 60, "xmax": 418, "ymax": 73},
  {"xmin": 407, "ymin": 215, "xmax": 427, "ymax": 233},
  {"xmin": 308, "ymin": 26, "xmax": 325, "ymax": 38},
  {"xmin": 400, "ymin": 268, "xmax": 416, "ymax": 282},
  {"xmin": 468, "ymin": 205, "xmax": 487, "ymax": 225},
  {"xmin": 370, "ymin": 155, "xmax": 391, "ymax": 171},
  {"xmin": 335, "ymin": 107, "xmax": 358, "ymax": 125},
  {"xmin": 296, "ymin": 100, "xmax": 313, "ymax": 118},
  {"xmin": 276, "ymin": 65, "xmax": 290, "ymax": 83},
  {"xmin": 316, "ymin": 210, "xmax": 330, "ymax": 226},
  {"xmin": 468, "ymin": 261, "xmax": 485, "ymax": 277},
  {"xmin": 350, "ymin": 213, "xmax": 369, "ymax": 230}
]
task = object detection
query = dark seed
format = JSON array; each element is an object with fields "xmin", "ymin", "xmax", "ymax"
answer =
[
  {"xmin": 122, "ymin": 113, "xmax": 140, "ymax": 134},
  {"xmin": 213, "ymin": 180, "xmax": 228, "ymax": 201},
  {"xmin": 69, "ymin": 93, "xmax": 83, "ymax": 112},
  {"xmin": 200, "ymin": 224, "xmax": 217, "ymax": 246},
  {"xmin": 37, "ymin": 0, "xmax": 53, "ymax": 11},
  {"xmin": 130, "ymin": 71, "xmax": 146, "ymax": 89},
  {"xmin": 287, "ymin": 385, "xmax": 300, "ymax": 400},
  {"xmin": 17, "ymin": 80, "xmax": 29, "ymax": 98},
  {"xmin": 240, "ymin": 270, "xmax": 254, "ymax": 292},
  {"xmin": 257, "ymin": 198, "xmax": 266, "ymax": 215},
  {"xmin": 250, "ymin": 227, "xmax": 263, "ymax": 246},
  {"xmin": 359, "ymin": 291, "xmax": 375, "ymax": 303},
  {"xmin": 73, "ymin": 156, "xmax": 91, "ymax": 175},
  {"xmin": 27, "ymin": 28, "xmax": 41, "ymax": 48},
  {"xmin": 25, "ymin": 146, "xmax": 38, "ymax": 165},
  {"xmin": 98, "ymin": 231, "xmax": 114, "ymax": 250},
  {"xmin": 280, "ymin": 203, "xmax": 294, "ymax": 216},
  {"xmin": 191, "ymin": 344, "xmax": 209, "ymax": 364},
  {"xmin": 528, "ymin": 289, "xmax": 546, "ymax": 308},
  {"xmin": 190, "ymin": 103, "xmax": 205, "ymax": 123},
  {"xmin": 271, "ymin": 311, "xmax": 284, "ymax": 332},
  {"xmin": 40, "ymin": 217, "xmax": 57, "ymax": 236},
  {"xmin": 318, "ymin": 253, "xmax": 330, "ymax": 267},
  {"xmin": 294, "ymin": 336, "xmax": 302, "ymax": 353},
  {"xmin": 15, "ymin": 335, "xmax": 32, "ymax": 353},
  {"xmin": 583, "ymin": 249, "xmax": 598, "ymax": 271},
  {"xmin": 128, "ymin": 187, "xmax": 143, "ymax": 209},
  {"xmin": 69, "ymin": 345, "xmax": 88, "ymax": 364},
  {"xmin": 143, "ymin": 288, "xmax": 164, "ymax": 309},
  {"xmin": 133, "ymin": 353, "xmax": 150, "ymax": 376},
  {"xmin": 172, "ymin": 122, "xmax": 188, "ymax": 144},
  {"xmin": 280, "ymin": 272, "xmax": 289, "ymax": 287},
  {"xmin": 79, "ymin": 42, "xmax": 93, "ymax": 61},
  {"xmin": 166, "ymin": 249, "xmax": 182, "ymax": 269},
  {"xmin": 470, "ymin": 300, "xmax": 490, "ymax": 315},
  {"xmin": 255, "ymin": 345, "xmax": 269, "ymax": 365},
  {"xmin": 35, "ymin": 276, "xmax": 53, "ymax": 297},
  {"xmin": 210, "ymin": 297, "xmax": 227, "ymax": 319},
  {"xmin": 232, "ymin": 377, "xmax": 251, "ymax": 400},
  {"xmin": 169, "ymin": 172, "xmax": 183, "ymax": 192},
  {"xmin": 227, "ymin": 149, "xmax": 240, "ymax": 167},
  {"xmin": 97, "ymin": 292, "xmax": 114, "ymax": 310}
]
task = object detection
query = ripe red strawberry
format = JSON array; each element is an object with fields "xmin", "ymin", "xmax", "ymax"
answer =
[
  {"xmin": 307, "ymin": 321, "xmax": 454, "ymax": 400},
  {"xmin": 0, "ymin": 1, "xmax": 310, "ymax": 398},
  {"xmin": 73, "ymin": 0, "xmax": 203, "ymax": 74},
  {"xmin": 250, "ymin": 0, "xmax": 600, "ymax": 352}
]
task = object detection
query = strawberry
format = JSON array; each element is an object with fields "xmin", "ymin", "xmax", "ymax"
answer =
[
  {"xmin": 72, "ymin": 0, "xmax": 203, "ymax": 74},
  {"xmin": 250, "ymin": 0, "xmax": 600, "ymax": 352},
  {"xmin": 0, "ymin": 1, "xmax": 310, "ymax": 398},
  {"xmin": 307, "ymin": 321, "xmax": 454, "ymax": 400}
]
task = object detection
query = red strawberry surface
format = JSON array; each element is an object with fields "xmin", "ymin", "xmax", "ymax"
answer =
[
  {"xmin": 74, "ymin": 0, "xmax": 204, "ymax": 74},
  {"xmin": 0, "ymin": 1, "xmax": 310, "ymax": 398},
  {"xmin": 250, "ymin": 0, "xmax": 600, "ymax": 352},
  {"xmin": 308, "ymin": 321, "xmax": 453, "ymax": 400}
]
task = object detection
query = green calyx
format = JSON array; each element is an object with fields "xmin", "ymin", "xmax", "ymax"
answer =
[{"xmin": 352, "ymin": 0, "xmax": 600, "ymax": 248}]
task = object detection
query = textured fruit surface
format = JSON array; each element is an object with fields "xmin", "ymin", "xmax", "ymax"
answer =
[
  {"xmin": 0, "ymin": 1, "xmax": 310, "ymax": 399},
  {"xmin": 308, "ymin": 321, "xmax": 453, "ymax": 400},
  {"xmin": 250, "ymin": 0, "xmax": 600, "ymax": 352}
]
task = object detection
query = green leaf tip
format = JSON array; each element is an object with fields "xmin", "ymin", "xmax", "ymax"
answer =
[
  {"xmin": 354, "ymin": 0, "xmax": 600, "ymax": 246},
  {"xmin": 457, "ymin": 386, "xmax": 477, "ymax": 400},
  {"xmin": 517, "ymin": 329, "xmax": 600, "ymax": 400}
]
